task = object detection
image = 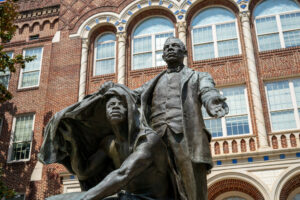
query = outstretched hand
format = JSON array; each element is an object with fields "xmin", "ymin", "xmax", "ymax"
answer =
[{"xmin": 206, "ymin": 95, "xmax": 229, "ymax": 118}]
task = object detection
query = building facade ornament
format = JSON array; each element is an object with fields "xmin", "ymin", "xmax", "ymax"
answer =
[
  {"xmin": 239, "ymin": 11, "xmax": 269, "ymax": 149},
  {"xmin": 78, "ymin": 38, "xmax": 89, "ymax": 101},
  {"xmin": 117, "ymin": 32, "xmax": 127, "ymax": 84}
]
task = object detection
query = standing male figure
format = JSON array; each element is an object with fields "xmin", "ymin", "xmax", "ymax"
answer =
[{"xmin": 133, "ymin": 37, "xmax": 229, "ymax": 200}]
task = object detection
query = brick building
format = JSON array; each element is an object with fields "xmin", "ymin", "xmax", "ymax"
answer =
[{"xmin": 1, "ymin": 0, "xmax": 300, "ymax": 199}]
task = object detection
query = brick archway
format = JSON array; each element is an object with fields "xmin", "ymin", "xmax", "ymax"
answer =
[
  {"xmin": 279, "ymin": 174, "xmax": 300, "ymax": 200},
  {"xmin": 208, "ymin": 179, "xmax": 264, "ymax": 200}
]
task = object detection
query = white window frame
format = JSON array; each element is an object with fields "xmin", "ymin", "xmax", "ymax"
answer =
[
  {"xmin": 203, "ymin": 86, "xmax": 252, "ymax": 138},
  {"xmin": 7, "ymin": 114, "xmax": 35, "ymax": 163},
  {"xmin": 265, "ymin": 79, "xmax": 300, "ymax": 133},
  {"xmin": 254, "ymin": 10, "xmax": 300, "ymax": 51},
  {"xmin": 18, "ymin": 47, "xmax": 43, "ymax": 89},
  {"xmin": 131, "ymin": 16, "xmax": 175, "ymax": 70},
  {"xmin": 93, "ymin": 32, "xmax": 116, "ymax": 76},
  {"xmin": 0, "ymin": 52, "xmax": 13, "ymax": 89},
  {"xmin": 191, "ymin": 10, "xmax": 241, "ymax": 61}
]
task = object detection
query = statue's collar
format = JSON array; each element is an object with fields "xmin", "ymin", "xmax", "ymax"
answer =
[{"xmin": 166, "ymin": 65, "xmax": 184, "ymax": 73}]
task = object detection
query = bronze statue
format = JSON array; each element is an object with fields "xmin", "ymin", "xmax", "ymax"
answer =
[
  {"xmin": 39, "ymin": 37, "xmax": 228, "ymax": 200},
  {"xmin": 133, "ymin": 37, "xmax": 228, "ymax": 200},
  {"xmin": 39, "ymin": 85, "xmax": 176, "ymax": 200}
]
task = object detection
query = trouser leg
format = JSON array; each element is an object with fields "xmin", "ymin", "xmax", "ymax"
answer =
[{"xmin": 166, "ymin": 128, "xmax": 208, "ymax": 200}]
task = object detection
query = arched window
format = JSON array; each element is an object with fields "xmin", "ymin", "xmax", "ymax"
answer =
[
  {"xmin": 293, "ymin": 193, "xmax": 300, "ymax": 200},
  {"xmin": 254, "ymin": 0, "xmax": 300, "ymax": 51},
  {"xmin": 191, "ymin": 7, "xmax": 240, "ymax": 61},
  {"xmin": 94, "ymin": 33, "xmax": 116, "ymax": 75},
  {"xmin": 132, "ymin": 17, "xmax": 174, "ymax": 70}
]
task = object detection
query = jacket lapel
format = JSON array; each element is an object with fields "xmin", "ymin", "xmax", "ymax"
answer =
[
  {"xmin": 180, "ymin": 66, "xmax": 194, "ymax": 91},
  {"xmin": 141, "ymin": 70, "xmax": 166, "ymax": 107}
]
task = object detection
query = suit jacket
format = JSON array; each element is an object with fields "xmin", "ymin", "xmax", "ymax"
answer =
[{"xmin": 134, "ymin": 66, "xmax": 221, "ymax": 169}]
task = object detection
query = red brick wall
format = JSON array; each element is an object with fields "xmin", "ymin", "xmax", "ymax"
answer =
[
  {"xmin": 1, "ymin": 9, "xmax": 81, "ymax": 199},
  {"xmin": 280, "ymin": 174, "xmax": 300, "ymax": 200},
  {"xmin": 208, "ymin": 179, "xmax": 265, "ymax": 200}
]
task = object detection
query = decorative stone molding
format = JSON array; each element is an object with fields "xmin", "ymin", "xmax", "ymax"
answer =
[
  {"xmin": 176, "ymin": 21, "xmax": 187, "ymax": 65},
  {"xmin": 240, "ymin": 10, "xmax": 269, "ymax": 149},
  {"xmin": 117, "ymin": 32, "xmax": 127, "ymax": 84},
  {"xmin": 16, "ymin": 5, "xmax": 60, "ymax": 23},
  {"xmin": 78, "ymin": 38, "xmax": 89, "ymax": 101}
]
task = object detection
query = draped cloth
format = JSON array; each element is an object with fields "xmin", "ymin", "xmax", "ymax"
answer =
[{"xmin": 38, "ymin": 84, "xmax": 141, "ymax": 190}]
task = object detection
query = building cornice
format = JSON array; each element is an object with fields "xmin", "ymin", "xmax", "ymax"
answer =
[{"xmin": 16, "ymin": 5, "xmax": 60, "ymax": 23}]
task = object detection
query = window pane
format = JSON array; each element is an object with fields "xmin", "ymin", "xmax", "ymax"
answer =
[
  {"xmin": 133, "ymin": 53, "xmax": 152, "ymax": 69},
  {"xmin": 256, "ymin": 16, "xmax": 278, "ymax": 35},
  {"xmin": 191, "ymin": 7, "xmax": 235, "ymax": 27},
  {"xmin": 217, "ymin": 39, "xmax": 239, "ymax": 57},
  {"xmin": 95, "ymin": 59, "xmax": 115, "ymax": 75},
  {"xmin": 194, "ymin": 43, "xmax": 214, "ymax": 60},
  {"xmin": 14, "ymin": 115, "xmax": 33, "ymax": 142},
  {"xmin": 11, "ymin": 142, "xmax": 31, "ymax": 161},
  {"xmin": 258, "ymin": 34, "xmax": 281, "ymax": 51},
  {"xmin": 222, "ymin": 86, "xmax": 247, "ymax": 115},
  {"xmin": 133, "ymin": 36, "xmax": 152, "ymax": 54},
  {"xmin": 283, "ymin": 30, "xmax": 300, "ymax": 48},
  {"xmin": 97, "ymin": 33, "xmax": 115, "ymax": 43},
  {"xmin": 293, "ymin": 194, "xmax": 300, "ymax": 200},
  {"xmin": 133, "ymin": 17, "xmax": 174, "ymax": 36},
  {"xmin": 254, "ymin": 0, "xmax": 300, "ymax": 17},
  {"xmin": 293, "ymin": 79, "xmax": 300, "ymax": 106},
  {"xmin": 24, "ymin": 47, "xmax": 42, "ymax": 72},
  {"xmin": 266, "ymin": 81, "xmax": 293, "ymax": 111},
  {"xmin": 0, "ymin": 52, "xmax": 12, "ymax": 75},
  {"xmin": 226, "ymin": 115, "xmax": 250, "ymax": 136},
  {"xmin": 96, "ymin": 42, "xmax": 115, "ymax": 59},
  {"xmin": 11, "ymin": 115, "xmax": 33, "ymax": 161},
  {"xmin": 155, "ymin": 32, "xmax": 173, "ymax": 50},
  {"xmin": 280, "ymin": 12, "xmax": 300, "ymax": 31},
  {"xmin": 216, "ymin": 22, "xmax": 237, "ymax": 40},
  {"xmin": 21, "ymin": 71, "xmax": 39, "ymax": 88},
  {"xmin": 193, "ymin": 26, "xmax": 213, "ymax": 44},
  {"xmin": 204, "ymin": 119, "xmax": 223, "ymax": 137},
  {"xmin": 271, "ymin": 110, "xmax": 296, "ymax": 131},
  {"xmin": 155, "ymin": 51, "xmax": 165, "ymax": 67},
  {"xmin": 0, "ymin": 75, "xmax": 10, "ymax": 89}
]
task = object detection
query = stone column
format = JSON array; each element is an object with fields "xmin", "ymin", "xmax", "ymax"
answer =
[
  {"xmin": 78, "ymin": 38, "xmax": 89, "ymax": 101},
  {"xmin": 240, "ymin": 12, "xmax": 269, "ymax": 149},
  {"xmin": 176, "ymin": 21, "xmax": 187, "ymax": 66},
  {"xmin": 117, "ymin": 32, "xmax": 126, "ymax": 84}
]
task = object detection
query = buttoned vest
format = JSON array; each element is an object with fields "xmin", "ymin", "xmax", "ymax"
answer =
[{"xmin": 150, "ymin": 71, "xmax": 183, "ymax": 134}]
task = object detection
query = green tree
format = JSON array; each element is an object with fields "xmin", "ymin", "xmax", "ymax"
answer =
[{"xmin": 0, "ymin": 0, "xmax": 35, "ymax": 103}]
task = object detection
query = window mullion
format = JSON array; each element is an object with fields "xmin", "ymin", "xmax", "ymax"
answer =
[
  {"xmin": 289, "ymin": 80, "xmax": 300, "ymax": 129},
  {"xmin": 219, "ymin": 90, "xmax": 227, "ymax": 136},
  {"xmin": 221, "ymin": 117, "xmax": 227, "ymax": 137},
  {"xmin": 152, "ymin": 34, "xmax": 156, "ymax": 67},
  {"xmin": 244, "ymin": 87, "xmax": 253, "ymax": 134},
  {"xmin": 276, "ymin": 14, "xmax": 285, "ymax": 48},
  {"xmin": 212, "ymin": 25, "xmax": 218, "ymax": 58}
]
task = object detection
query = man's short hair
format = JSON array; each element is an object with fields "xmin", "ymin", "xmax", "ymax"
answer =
[{"xmin": 164, "ymin": 37, "xmax": 186, "ymax": 52}]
